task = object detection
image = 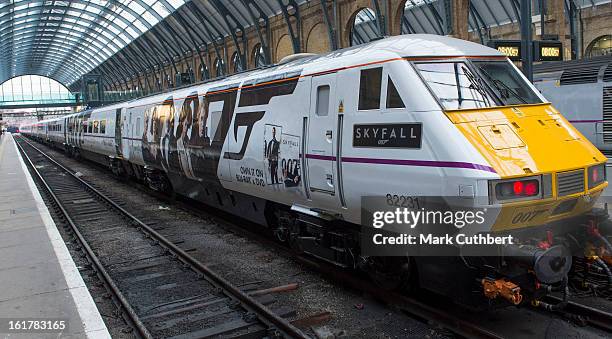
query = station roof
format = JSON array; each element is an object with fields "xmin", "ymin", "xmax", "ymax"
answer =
[
  {"xmin": 351, "ymin": 0, "xmax": 612, "ymax": 47},
  {"xmin": 400, "ymin": 0, "xmax": 610, "ymax": 37},
  {"xmin": 0, "ymin": 0, "xmax": 608, "ymax": 92},
  {"xmin": 0, "ymin": 0, "xmax": 307, "ymax": 88}
]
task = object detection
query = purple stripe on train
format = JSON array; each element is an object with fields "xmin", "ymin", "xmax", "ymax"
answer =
[
  {"xmin": 305, "ymin": 154, "xmax": 496, "ymax": 173},
  {"xmin": 568, "ymin": 120, "xmax": 604, "ymax": 123}
]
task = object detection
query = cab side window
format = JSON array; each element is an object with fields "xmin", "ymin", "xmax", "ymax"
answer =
[
  {"xmin": 358, "ymin": 67, "xmax": 382, "ymax": 110},
  {"xmin": 386, "ymin": 77, "xmax": 405, "ymax": 109},
  {"xmin": 316, "ymin": 85, "xmax": 330, "ymax": 116}
]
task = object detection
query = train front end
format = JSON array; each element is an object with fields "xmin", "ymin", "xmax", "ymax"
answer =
[{"xmin": 409, "ymin": 54, "xmax": 611, "ymax": 307}]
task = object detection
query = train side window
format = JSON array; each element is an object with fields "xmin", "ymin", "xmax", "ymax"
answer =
[
  {"xmin": 209, "ymin": 110, "xmax": 222, "ymax": 141},
  {"xmin": 100, "ymin": 120, "xmax": 106, "ymax": 134},
  {"xmin": 316, "ymin": 85, "xmax": 330, "ymax": 116},
  {"xmin": 386, "ymin": 77, "xmax": 405, "ymax": 109},
  {"xmin": 358, "ymin": 67, "xmax": 382, "ymax": 110},
  {"xmin": 93, "ymin": 120, "xmax": 99, "ymax": 134},
  {"xmin": 135, "ymin": 117, "xmax": 141, "ymax": 136}
]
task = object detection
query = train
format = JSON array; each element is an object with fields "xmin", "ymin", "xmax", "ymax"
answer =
[
  {"xmin": 533, "ymin": 55, "xmax": 612, "ymax": 153},
  {"xmin": 21, "ymin": 34, "xmax": 612, "ymax": 309},
  {"xmin": 6, "ymin": 125, "xmax": 20, "ymax": 134}
]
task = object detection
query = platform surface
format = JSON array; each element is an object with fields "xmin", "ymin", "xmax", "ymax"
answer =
[{"xmin": 0, "ymin": 134, "xmax": 110, "ymax": 338}]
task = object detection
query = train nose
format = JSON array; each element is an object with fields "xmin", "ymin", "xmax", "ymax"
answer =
[{"xmin": 503, "ymin": 244, "xmax": 572, "ymax": 284}]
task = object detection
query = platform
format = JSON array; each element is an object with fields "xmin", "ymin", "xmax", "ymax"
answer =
[{"xmin": 0, "ymin": 133, "xmax": 110, "ymax": 338}]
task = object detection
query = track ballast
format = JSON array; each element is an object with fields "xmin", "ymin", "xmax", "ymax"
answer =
[{"xmin": 15, "ymin": 136, "xmax": 307, "ymax": 339}]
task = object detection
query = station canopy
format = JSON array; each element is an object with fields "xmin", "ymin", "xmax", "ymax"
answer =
[
  {"xmin": 398, "ymin": 0, "xmax": 610, "ymax": 40},
  {"xmin": 0, "ymin": 0, "xmax": 609, "ymax": 92},
  {"xmin": 0, "ymin": 0, "xmax": 308, "ymax": 90}
]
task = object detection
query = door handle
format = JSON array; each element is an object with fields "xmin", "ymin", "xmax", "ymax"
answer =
[
  {"xmin": 325, "ymin": 130, "xmax": 332, "ymax": 138},
  {"xmin": 326, "ymin": 174, "xmax": 334, "ymax": 187}
]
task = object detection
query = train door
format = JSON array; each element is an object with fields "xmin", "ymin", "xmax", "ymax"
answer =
[
  {"xmin": 63, "ymin": 118, "xmax": 67, "ymax": 143},
  {"xmin": 115, "ymin": 108, "xmax": 123, "ymax": 158},
  {"xmin": 78, "ymin": 116, "xmax": 84, "ymax": 147},
  {"xmin": 307, "ymin": 73, "xmax": 338, "ymax": 196},
  {"xmin": 122, "ymin": 109, "xmax": 132, "ymax": 160}
]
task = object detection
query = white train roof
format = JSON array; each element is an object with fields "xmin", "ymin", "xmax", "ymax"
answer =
[
  {"xmin": 128, "ymin": 35, "xmax": 504, "ymax": 105},
  {"xmin": 39, "ymin": 34, "xmax": 506, "ymax": 115},
  {"xmin": 335, "ymin": 34, "xmax": 504, "ymax": 59}
]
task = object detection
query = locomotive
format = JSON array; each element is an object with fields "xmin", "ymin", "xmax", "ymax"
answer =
[
  {"xmin": 21, "ymin": 34, "xmax": 611, "ymax": 308},
  {"xmin": 533, "ymin": 55, "xmax": 612, "ymax": 152}
]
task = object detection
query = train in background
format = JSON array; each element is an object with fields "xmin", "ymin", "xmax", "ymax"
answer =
[
  {"xmin": 21, "ymin": 34, "xmax": 612, "ymax": 309},
  {"xmin": 533, "ymin": 55, "xmax": 612, "ymax": 154},
  {"xmin": 6, "ymin": 125, "xmax": 20, "ymax": 133}
]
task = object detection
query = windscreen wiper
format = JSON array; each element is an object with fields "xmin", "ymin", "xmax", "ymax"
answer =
[
  {"xmin": 476, "ymin": 66, "xmax": 528, "ymax": 104},
  {"xmin": 453, "ymin": 63, "xmax": 463, "ymax": 106},
  {"xmin": 461, "ymin": 65, "xmax": 493, "ymax": 107}
]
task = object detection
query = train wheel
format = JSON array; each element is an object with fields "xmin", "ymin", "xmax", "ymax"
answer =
[
  {"xmin": 273, "ymin": 221, "xmax": 290, "ymax": 243},
  {"xmin": 364, "ymin": 256, "xmax": 412, "ymax": 291},
  {"xmin": 271, "ymin": 209, "xmax": 304, "ymax": 254}
]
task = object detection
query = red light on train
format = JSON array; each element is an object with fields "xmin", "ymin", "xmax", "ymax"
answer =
[
  {"xmin": 496, "ymin": 179, "xmax": 540, "ymax": 201},
  {"xmin": 588, "ymin": 164, "xmax": 606, "ymax": 189},
  {"xmin": 524, "ymin": 181, "xmax": 538, "ymax": 196},
  {"xmin": 513, "ymin": 181, "xmax": 523, "ymax": 195}
]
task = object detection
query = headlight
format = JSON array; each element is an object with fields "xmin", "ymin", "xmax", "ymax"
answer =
[{"xmin": 588, "ymin": 164, "xmax": 606, "ymax": 189}]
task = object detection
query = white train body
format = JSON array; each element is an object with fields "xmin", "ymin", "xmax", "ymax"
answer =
[
  {"xmin": 22, "ymin": 35, "xmax": 607, "ymax": 232},
  {"xmin": 21, "ymin": 35, "xmax": 611, "ymax": 306}
]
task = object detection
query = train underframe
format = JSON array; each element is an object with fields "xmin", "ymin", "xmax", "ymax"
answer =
[
  {"xmin": 272, "ymin": 204, "xmax": 612, "ymax": 308},
  {"xmin": 29, "ymin": 135, "xmax": 612, "ymax": 310}
]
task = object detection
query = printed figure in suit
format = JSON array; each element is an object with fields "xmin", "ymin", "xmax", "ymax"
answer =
[{"xmin": 266, "ymin": 127, "xmax": 280, "ymax": 184}]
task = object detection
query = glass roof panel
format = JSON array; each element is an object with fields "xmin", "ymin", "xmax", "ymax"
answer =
[
  {"xmin": 0, "ymin": 0, "xmax": 311, "ymax": 87},
  {"xmin": 152, "ymin": 2, "xmax": 170, "ymax": 16},
  {"xmin": 167, "ymin": 0, "xmax": 185, "ymax": 9},
  {"xmin": 0, "ymin": 0, "xmax": 191, "ymax": 86},
  {"xmin": 130, "ymin": 2, "xmax": 147, "ymax": 15}
]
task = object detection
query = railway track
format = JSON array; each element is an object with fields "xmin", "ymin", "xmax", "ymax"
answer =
[
  {"xmin": 542, "ymin": 295, "xmax": 612, "ymax": 332},
  {"xmin": 16, "ymin": 136, "xmax": 612, "ymax": 338},
  {"xmin": 15, "ymin": 136, "xmax": 307, "ymax": 339}
]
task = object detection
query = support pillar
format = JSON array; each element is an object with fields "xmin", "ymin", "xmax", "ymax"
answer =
[
  {"xmin": 520, "ymin": 0, "xmax": 533, "ymax": 81},
  {"xmin": 450, "ymin": 0, "xmax": 469, "ymax": 40}
]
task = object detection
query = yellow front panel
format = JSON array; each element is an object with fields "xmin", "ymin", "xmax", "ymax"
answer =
[
  {"xmin": 446, "ymin": 103, "xmax": 605, "ymax": 177},
  {"xmin": 446, "ymin": 103, "xmax": 607, "ymax": 231}
]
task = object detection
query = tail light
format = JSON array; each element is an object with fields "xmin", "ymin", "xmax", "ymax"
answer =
[
  {"xmin": 489, "ymin": 176, "xmax": 543, "ymax": 203},
  {"xmin": 495, "ymin": 179, "xmax": 540, "ymax": 200},
  {"xmin": 588, "ymin": 164, "xmax": 606, "ymax": 189}
]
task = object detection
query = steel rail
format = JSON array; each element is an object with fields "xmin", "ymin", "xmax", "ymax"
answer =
[
  {"xmin": 154, "ymin": 184, "xmax": 504, "ymax": 339},
  {"xmin": 543, "ymin": 295, "xmax": 612, "ymax": 332},
  {"xmin": 15, "ymin": 136, "xmax": 308, "ymax": 339},
  {"xmin": 14, "ymin": 137, "xmax": 152, "ymax": 339}
]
